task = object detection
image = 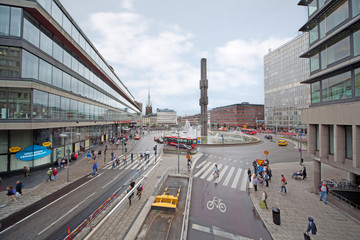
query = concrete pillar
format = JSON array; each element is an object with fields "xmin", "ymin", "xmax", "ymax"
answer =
[
  {"xmin": 348, "ymin": 172, "xmax": 357, "ymax": 184},
  {"xmin": 199, "ymin": 58, "xmax": 208, "ymax": 136},
  {"xmin": 334, "ymin": 125, "xmax": 345, "ymax": 163},
  {"xmin": 353, "ymin": 125, "xmax": 360, "ymax": 168},
  {"xmin": 313, "ymin": 159, "xmax": 321, "ymax": 194},
  {"xmin": 308, "ymin": 124, "xmax": 316, "ymax": 155},
  {"xmin": 319, "ymin": 124, "xmax": 329, "ymax": 162}
]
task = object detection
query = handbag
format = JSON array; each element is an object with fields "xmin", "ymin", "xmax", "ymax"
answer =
[{"xmin": 303, "ymin": 232, "xmax": 310, "ymax": 240}]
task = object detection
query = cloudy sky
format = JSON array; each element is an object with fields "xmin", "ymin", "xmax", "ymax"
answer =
[{"xmin": 60, "ymin": 0, "xmax": 307, "ymax": 116}]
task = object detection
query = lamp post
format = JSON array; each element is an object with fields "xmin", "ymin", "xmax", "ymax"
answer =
[
  {"xmin": 59, "ymin": 133, "xmax": 70, "ymax": 182},
  {"xmin": 177, "ymin": 131, "xmax": 180, "ymax": 174}
]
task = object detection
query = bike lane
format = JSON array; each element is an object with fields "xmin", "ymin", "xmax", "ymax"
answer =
[{"xmin": 188, "ymin": 178, "xmax": 272, "ymax": 240}]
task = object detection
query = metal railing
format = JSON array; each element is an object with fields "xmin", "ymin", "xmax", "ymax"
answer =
[
  {"xmin": 152, "ymin": 167, "xmax": 189, "ymax": 196},
  {"xmin": 329, "ymin": 190, "xmax": 360, "ymax": 211}
]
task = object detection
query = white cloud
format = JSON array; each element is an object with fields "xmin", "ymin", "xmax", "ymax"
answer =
[
  {"xmin": 88, "ymin": 10, "xmax": 293, "ymax": 115},
  {"xmin": 120, "ymin": 0, "xmax": 135, "ymax": 11}
]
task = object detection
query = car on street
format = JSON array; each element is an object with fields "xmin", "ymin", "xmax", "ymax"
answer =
[
  {"xmin": 278, "ymin": 140, "xmax": 287, "ymax": 146},
  {"xmin": 176, "ymin": 144, "xmax": 191, "ymax": 150},
  {"xmin": 134, "ymin": 134, "xmax": 141, "ymax": 140},
  {"xmin": 157, "ymin": 138, "xmax": 164, "ymax": 143}
]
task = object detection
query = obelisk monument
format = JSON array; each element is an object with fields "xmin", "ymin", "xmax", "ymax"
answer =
[{"xmin": 199, "ymin": 58, "xmax": 208, "ymax": 136}]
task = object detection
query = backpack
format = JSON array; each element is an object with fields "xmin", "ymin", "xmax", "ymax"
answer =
[{"xmin": 137, "ymin": 185, "xmax": 142, "ymax": 191}]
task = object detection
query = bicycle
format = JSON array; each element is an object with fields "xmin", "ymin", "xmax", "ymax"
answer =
[{"xmin": 207, "ymin": 197, "xmax": 226, "ymax": 213}]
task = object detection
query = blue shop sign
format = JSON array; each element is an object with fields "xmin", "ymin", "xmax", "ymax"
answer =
[{"xmin": 16, "ymin": 145, "xmax": 51, "ymax": 161}]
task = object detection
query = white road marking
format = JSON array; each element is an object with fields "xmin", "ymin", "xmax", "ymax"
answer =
[
  {"xmin": 231, "ymin": 168, "xmax": 242, "ymax": 189},
  {"xmin": 192, "ymin": 223, "xmax": 253, "ymax": 240},
  {"xmin": 102, "ymin": 175, "xmax": 120, "ymax": 188},
  {"xmin": 207, "ymin": 164, "xmax": 223, "ymax": 181},
  {"xmin": 240, "ymin": 172, "xmax": 248, "ymax": 191},
  {"xmin": 215, "ymin": 165, "xmax": 228, "ymax": 184},
  {"xmin": 196, "ymin": 161, "xmax": 206, "ymax": 169},
  {"xmin": 194, "ymin": 162, "xmax": 212, "ymax": 178},
  {"xmin": 200, "ymin": 163, "xmax": 217, "ymax": 179},
  {"xmin": 38, "ymin": 193, "xmax": 95, "ymax": 235},
  {"xmin": 223, "ymin": 167, "xmax": 235, "ymax": 186},
  {"xmin": 125, "ymin": 161, "xmax": 138, "ymax": 169}
]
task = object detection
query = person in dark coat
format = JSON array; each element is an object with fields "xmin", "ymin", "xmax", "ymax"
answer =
[
  {"xmin": 302, "ymin": 167, "xmax": 307, "ymax": 179},
  {"xmin": 306, "ymin": 217, "xmax": 317, "ymax": 238}
]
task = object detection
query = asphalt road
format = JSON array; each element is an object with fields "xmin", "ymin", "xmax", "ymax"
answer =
[
  {"xmin": 188, "ymin": 134, "xmax": 309, "ymax": 240},
  {"xmin": 0, "ymin": 133, "xmax": 162, "ymax": 240}
]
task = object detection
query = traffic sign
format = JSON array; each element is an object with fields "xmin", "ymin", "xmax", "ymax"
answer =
[
  {"xmin": 264, "ymin": 150, "xmax": 269, "ymax": 155},
  {"xmin": 257, "ymin": 166, "xmax": 263, "ymax": 172},
  {"xmin": 256, "ymin": 159, "xmax": 264, "ymax": 166}
]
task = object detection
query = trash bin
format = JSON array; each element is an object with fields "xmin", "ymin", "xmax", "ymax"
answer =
[{"xmin": 272, "ymin": 207, "xmax": 280, "ymax": 225}]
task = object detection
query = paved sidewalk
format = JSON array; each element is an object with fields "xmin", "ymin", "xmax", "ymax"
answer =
[
  {"xmin": 249, "ymin": 161, "xmax": 360, "ymax": 240},
  {"xmin": 0, "ymin": 139, "xmax": 136, "ymax": 221}
]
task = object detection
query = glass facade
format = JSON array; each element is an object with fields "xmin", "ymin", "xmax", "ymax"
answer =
[
  {"xmin": 0, "ymin": 1, "xmax": 141, "ymax": 173},
  {"xmin": 264, "ymin": 33, "xmax": 310, "ymax": 129}
]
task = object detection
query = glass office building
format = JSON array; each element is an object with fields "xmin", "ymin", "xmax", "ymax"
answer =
[
  {"xmin": 264, "ymin": 33, "xmax": 310, "ymax": 132},
  {"xmin": 0, "ymin": 0, "xmax": 141, "ymax": 174},
  {"xmin": 299, "ymin": 0, "xmax": 360, "ymax": 190}
]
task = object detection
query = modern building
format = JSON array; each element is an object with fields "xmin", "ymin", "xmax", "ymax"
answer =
[
  {"xmin": 177, "ymin": 114, "xmax": 200, "ymax": 126},
  {"xmin": 264, "ymin": 33, "xmax": 310, "ymax": 132},
  {"xmin": 156, "ymin": 108, "xmax": 177, "ymax": 126},
  {"xmin": 145, "ymin": 89, "xmax": 152, "ymax": 115},
  {"xmin": 210, "ymin": 103, "xmax": 264, "ymax": 129},
  {"xmin": 0, "ymin": 0, "xmax": 141, "ymax": 174},
  {"xmin": 298, "ymin": 0, "xmax": 360, "ymax": 191}
]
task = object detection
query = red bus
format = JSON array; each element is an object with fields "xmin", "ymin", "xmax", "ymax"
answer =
[
  {"xmin": 163, "ymin": 136, "xmax": 197, "ymax": 148},
  {"xmin": 240, "ymin": 129, "xmax": 257, "ymax": 135}
]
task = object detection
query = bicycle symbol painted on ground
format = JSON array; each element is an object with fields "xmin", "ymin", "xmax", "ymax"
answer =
[{"xmin": 206, "ymin": 197, "xmax": 226, "ymax": 213}]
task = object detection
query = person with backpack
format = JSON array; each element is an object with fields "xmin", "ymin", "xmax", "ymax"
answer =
[
  {"xmin": 0, "ymin": 186, "xmax": 17, "ymax": 207},
  {"xmin": 46, "ymin": 168, "xmax": 53, "ymax": 182},
  {"xmin": 305, "ymin": 217, "xmax": 317, "ymax": 239},
  {"xmin": 52, "ymin": 168, "xmax": 58, "ymax": 181},
  {"xmin": 136, "ymin": 184, "xmax": 143, "ymax": 199}
]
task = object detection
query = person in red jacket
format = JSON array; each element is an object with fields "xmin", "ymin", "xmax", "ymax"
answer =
[{"xmin": 53, "ymin": 168, "xmax": 58, "ymax": 181}]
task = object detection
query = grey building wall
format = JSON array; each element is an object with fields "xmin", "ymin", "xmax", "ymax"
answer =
[{"xmin": 264, "ymin": 33, "xmax": 310, "ymax": 130}]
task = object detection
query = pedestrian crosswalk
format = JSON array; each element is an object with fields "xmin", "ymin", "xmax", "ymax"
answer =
[
  {"xmin": 103, "ymin": 154, "xmax": 157, "ymax": 171},
  {"xmin": 195, "ymin": 161, "xmax": 248, "ymax": 191}
]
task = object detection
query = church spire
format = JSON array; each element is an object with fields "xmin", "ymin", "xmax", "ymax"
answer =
[
  {"xmin": 145, "ymin": 89, "xmax": 153, "ymax": 115},
  {"xmin": 146, "ymin": 89, "xmax": 152, "ymax": 107}
]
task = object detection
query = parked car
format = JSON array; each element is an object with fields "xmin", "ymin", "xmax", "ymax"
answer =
[
  {"xmin": 157, "ymin": 138, "xmax": 164, "ymax": 143},
  {"xmin": 176, "ymin": 144, "xmax": 191, "ymax": 150},
  {"xmin": 278, "ymin": 140, "xmax": 287, "ymax": 146}
]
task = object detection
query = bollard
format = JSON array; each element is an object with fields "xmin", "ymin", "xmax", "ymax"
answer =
[{"xmin": 272, "ymin": 207, "xmax": 280, "ymax": 225}]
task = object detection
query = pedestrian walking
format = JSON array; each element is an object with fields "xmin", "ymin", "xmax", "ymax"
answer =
[
  {"xmin": 58, "ymin": 157, "xmax": 62, "ymax": 168},
  {"xmin": 247, "ymin": 168, "xmax": 252, "ymax": 182},
  {"xmin": 131, "ymin": 153, "xmax": 134, "ymax": 162},
  {"xmin": 305, "ymin": 217, "xmax": 317, "ymax": 240},
  {"xmin": 302, "ymin": 167, "xmax": 307, "ymax": 180},
  {"xmin": 104, "ymin": 145, "xmax": 108, "ymax": 154},
  {"xmin": 261, "ymin": 190, "xmax": 268, "ymax": 209},
  {"xmin": 319, "ymin": 181, "xmax": 328, "ymax": 204},
  {"xmin": 124, "ymin": 155, "xmax": 127, "ymax": 165},
  {"xmin": 24, "ymin": 166, "xmax": 30, "ymax": 178},
  {"xmin": 16, "ymin": 181, "xmax": 23, "ymax": 198},
  {"xmin": 280, "ymin": 174, "xmax": 287, "ymax": 193},
  {"xmin": 111, "ymin": 151, "xmax": 114, "ymax": 160},
  {"xmin": 253, "ymin": 174, "xmax": 258, "ymax": 191},
  {"xmin": 264, "ymin": 172, "xmax": 269, "ymax": 187},
  {"xmin": 112, "ymin": 161, "xmax": 116, "ymax": 169},
  {"xmin": 53, "ymin": 168, "xmax": 58, "ymax": 181},
  {"xmin": 267, "ymin": 166, "xmax": 272, "ymax": 182},
  {"xmin": 128, "ymin": 179, "xmax": 135, "ymax": 205},
  {"xmin": 136, "ymin": 184, "xmax": 143, "ymax": 199},
  {"xmin": 0, "ymin": 186, "xmax": 17, "ymax": 207},
  {"xmin": 92, "ymin": 161, "xmax": 98, "ymax": 175},
  {"xmin": 46, "ymin": 168, "xmax": 53, "ymax": 182},
  {"xmin": 213, "ymin": 164, "xmax": 219, "ymax": 178}
]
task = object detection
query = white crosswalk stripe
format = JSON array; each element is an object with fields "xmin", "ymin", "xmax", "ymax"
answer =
[
  {"xmin": 194, "ymin": 160, "xmax": 248, "ymax": 191},
  {"xmin": 223, "ymin": 167, "xmax": 235, "ymax": 186},
  {"xmin": 206, "ymin": 164, "xmax": 223, "ymax": 181},
  {"xmin": 231, "ymin": 168, "xmax": 242, "ymax": 189},
  {"xmin": 194, "ymin": 162, "xmax": 212, "ymax": 178}
]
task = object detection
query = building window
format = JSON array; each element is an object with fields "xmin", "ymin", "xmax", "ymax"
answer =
[
  {"xmin": 327, "ymin": 36, "xmax": 350, "ymax": 65},
  {"xmin": 22, "ymin": 50, "xmax": 39, "ymax": 79},
  {"xmin": 52, "ymin": 66, "xmax": 63, "ymax": 89},
  {"xmin": 325, "ymin": 0, "xmax": 349, "ymax": 35},
  {"xmin": 309, "ymin": 0, "xmax": 318, "ymax": 16},
  {"xmin": 61, "ymin": 97, "xmax": 70, "ymax": 120},
  {"xmin": 309, "ymin": 24, "xmax": 319, "ymax": 44},
  {"xmin": 0, "ymin": 5, "xmax": 10, "ymax": 36},
  {"xmin": 321, "ymin": 71, "xmax": 351, "ymax": 102},
  {"xmin": 316, "ymin": 125, "xmax": 320, "ymax": 151},
  {"xmin": 10, "ymin": 7, "xmax": 22, "ymax": 37},
  {"xmin": 49, "ymin": 93, "xmax": 61, "ymax": 119},
  {"xmin": 23, "ymin": 18, "xmax": 40, "ymax": 47},
  {"xmin": 0, "ymin": 6, "xmax": 20, "ymax": 36},
  {"xmin": 33, "ymin": 90, "xmax": 49, "ymax": 119},
  {"xmin": 0, "ymin": 46, "xmax": 20, "ymax": 77},
  {"xmin": 329, "ymin": 125, "xmax": 334, "ymax": 154},
  {"xmin": 8, "ymin": 89, "xmax": 31, "ymax": 119},
  {"xmin": 353, "ymin": 29, "xmax": 360, "ymax": 56},
  {"xmin": 40, "ymin": 32, "xmax": 53, "ymax": 56},
  {"xmin": 310, "ymin": 53, "xmax": 320, "ymax": 72},
  {"xmin": 37, "ymin": 0, "xmax": 52, "ymax": 14},
  {"xmin": 39, "ymin": 59, "xmax": 52, "ymax": 85},
  {"xmin": 345, "ymin": 126, "xmax": 353, "ymax": 159},
  {"xmin": 311, "ymin": 82, "xmax": 321, "ymax": 103},
  {"xmin": 355, "ymin": 68, "xmax": 360, "ymax": 96},
  {"xmin": 0, "ymin": 89, "xmax": 8, "ymax": 119},
  {"xmin": 352, "ymin": 0, "xmax": 360, "ymax": 17}
]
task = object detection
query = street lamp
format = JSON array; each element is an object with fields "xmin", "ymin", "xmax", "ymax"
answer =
[
  {"xmin": 177, "ymin": 131, "xmax": 180, "ymax": 174},
  {"xmin": 59, "ymin": 133, "xmax": 70, "ymax": 182}
]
